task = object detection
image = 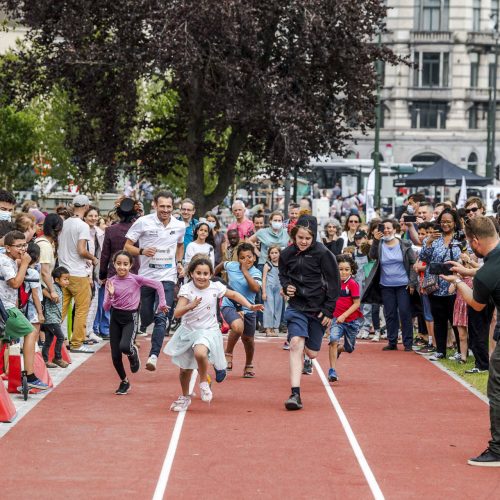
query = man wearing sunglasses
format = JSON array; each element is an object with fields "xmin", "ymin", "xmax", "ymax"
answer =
[
  {"xmin": 442, "ymin": 216, "xmax": 500, "ymax": 467},
  {"xmin": 464, "ymin": 197, "xmax": 485, "ymax": 218}
]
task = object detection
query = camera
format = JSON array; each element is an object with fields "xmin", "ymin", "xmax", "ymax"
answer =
[
  {"xmin": 429, "ymin": 262, "xmax": 453, "ymax": 275},
  {"xmin": 377, "ymin": 223, "xmax": 385, "ymax": 233}
]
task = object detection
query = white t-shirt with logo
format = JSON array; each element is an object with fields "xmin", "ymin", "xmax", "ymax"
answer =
[
  {"xmin": 184, "ymin": 242, "xmax": 215, "ymax": 266},
  {"xmin": 125, "ymin": 213, "xmax": 186, "ymax": 281},
  {"xmin": 58, "ymin": 217, "xmax": 91, "ymax": 277},
  {"xmin": 0, "ymin": 253, "xmax": 18, "ymax": 310},
  {"xmin": 178, "ymin": 280, "xmax": 227, "ymax": 331}
]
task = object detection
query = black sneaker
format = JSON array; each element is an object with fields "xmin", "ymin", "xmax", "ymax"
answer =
[
  {"xmin": 382, "ymin": 344, "xmax": 397, "ymax": 351},
  {"xmin": 468, "ymin": 448, "xmax": 500, "ymax": 467},
  {"xmin": 404, "ymin": 346, "xmax": 413, "ymax": 352},
  {"xmin": 115, "ymin": 380, "xmax": 130, "ymax": 395},
  {"xmin": 128, "ymin": 345, "xmax": 141, "ymax": 373},
  {"xmin": 285, "ymin": 393, "xmax": 303, "ymax": 411},
  {"xmin": 302, "ymin": 358, "xmax": 313, "ymax": 375}
]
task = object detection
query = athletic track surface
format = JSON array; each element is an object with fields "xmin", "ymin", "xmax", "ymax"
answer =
[{"xmin": 1, "ymin": 337, "xmax": 499, "ymax": 499}]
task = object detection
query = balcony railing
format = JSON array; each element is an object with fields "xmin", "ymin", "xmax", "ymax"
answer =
[
  {"xmin": 465, "ymin": 87, "xmax": 492, "ymax": 101},
  {"xmin": 466, "ymin": 31, "xmax": 495, "ymax": 48},
  {"xmin": 407, "ymin": 87, "xmax": 452, "ymax": 100},
  {"xmin": 410, "ymin": 31, "xmax": 452, "ymax": 43}
]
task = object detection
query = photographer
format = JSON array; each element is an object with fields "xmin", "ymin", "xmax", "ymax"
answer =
[
  {"xmin": 419, "ymin": 209, "xmax": 462, "ymax": 361},
  {"xmin": 441, "ymin": 216, "xmax": 500, "ymax": 467}
]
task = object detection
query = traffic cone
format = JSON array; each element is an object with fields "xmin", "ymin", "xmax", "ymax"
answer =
[
  {"xmin": 7, "ymin": 344, "xmax": 22, "ymax": 394},
  {"xmin": 48, "ymin": 337, "xmax": 72, "ymax": 364},
  {"xmin": 32, "ymin": 352, "xmax": 53, "ymax": 392},
  {"xmin": 0, "ymin": 381, "xmax": 16, "ymax": 422}
]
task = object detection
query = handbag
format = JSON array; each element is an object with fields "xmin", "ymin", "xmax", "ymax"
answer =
[{"xmin": 421, "ymin": 272, "xmax": 438, "ymax": 295}]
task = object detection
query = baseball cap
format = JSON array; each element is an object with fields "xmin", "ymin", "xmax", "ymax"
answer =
[
  {"xmin": 354, "ymin": 230, "xmax": 367, "ymax": 239},
  {"xmin": 73, "ymin": 194, "xmax": 90, "ymax": 207}
]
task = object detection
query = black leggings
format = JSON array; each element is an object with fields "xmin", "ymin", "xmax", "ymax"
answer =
[{"xmin": 110, "ymin": 308, "xmax": 138, "ymax": 380}]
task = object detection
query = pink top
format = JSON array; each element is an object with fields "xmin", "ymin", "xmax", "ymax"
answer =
[
  {"xmin": 103, "ymin": 273, "xmax": 166, "ymax": 312},
  {"xmin": 227, "ymin": 219, "xmax": 255, "ymax": 240}
]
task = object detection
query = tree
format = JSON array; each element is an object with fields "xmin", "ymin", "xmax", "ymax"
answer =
[{"xmin": 1, "ymin": 0, "xmax": 402, "ymax": 213}]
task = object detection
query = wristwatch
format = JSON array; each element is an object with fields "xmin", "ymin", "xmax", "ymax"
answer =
[
  {"xmin": 454, "ymin": 278, "xmax": 463, "ymax": 285},
  {"xmin": 139, "ymin": 248, "xmax": 144, "ymax": 255},
  {"xmin": 176, "ymin": 260, "xmax": 183, "ymax": 266}
]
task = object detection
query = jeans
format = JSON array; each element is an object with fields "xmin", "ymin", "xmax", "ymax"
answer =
[
  {"xmin": 256, "ymin": 264, "xmax": 264, "ymax": 327},
  {"xmin": 62, "ymin": 276, "xmax": 92, "ymax": 349},
  {"xmin": 42, "ymin": 324, "xmax": 65, "ymax": 362},
  {"xmin": 93, "ymin": 284, "xmax": 110, "ymax": 335},
  {"xmin": 263, "ymin": 285, "xmax": 283, "ymax": 329},
  {"xmin": 329, "ymin": 318, "xmax": 361, "ymax": 352},
  {"xmin": 360, "ymin": 303, "xmax": 380, "ymax": 331},
  {"xmin": 430, "ymin": 294, "xmax": 457, "ymax": 357},
  {"xmin": 380, "ymin": 285, "xmax": 413, "ymax": 348},
  {"xmin": 488, "ymin": 340, "xmax": 500, "ymax": 455},
  {"xmin": 468, "ymin": 304, "xmax": 494, "ymax": 371},
  {"xmin": 140, "ymin": 281, "xmax": 175, "ymax": 357}
]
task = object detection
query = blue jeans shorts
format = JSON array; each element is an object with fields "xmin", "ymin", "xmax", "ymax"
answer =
[
  {"xmin": 221, "ymin": 306, "xmax": 256, "ymax": 337},
  {"xmin": 284, "ymin": 306, "xmax": 325, "ymax": 352},
  {"xmin": 329, "ymin": 318, "xmax": 361, "ymax": 353}
]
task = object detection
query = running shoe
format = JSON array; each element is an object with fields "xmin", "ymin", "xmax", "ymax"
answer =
[
  {"xmin": 416, "ymin": 345, "xmax": 436, "ymax": 354},
  {"xmin": 170, "ymin": 395, "xmax": 192, "ymax": 412},
  {"xmin": 214, "ymin": 368, "xmax": 227, "ymax": 383},
  {"xmin": 429, "ymin": 352, "xmax": 445, "ymax": 361},
  {"xmin": 115, "ymin": 380, "xmax": 130, "ymax": 395},
  {"xmin": 468, "ymin": 448, "xmax": 500, "ymax": 467},
  {"xmin": 359, "ymin": 330, "xmax": 370, "ymax": 340},
  {"xmin": 52, "ymin": 358, "xmax": 69, "ymax": 368},
  {"xmin": 146, "ymin": 354, "xmax": 158, "ymax": 371},
  {"xmin": 285, "ymin": 393, "xmax": 303, "ymax": 411},
  {"xmin": 382, "ymin": 344, "xmax": 397, "ymax": 351},
  {"xmin": 371, "ymin": 333, "xmax": 380, "ymax": 342},
  {"xmin": 87, "ymin": 332, "xmax": 102, "ymax": 343},
  {"xmin": 128, "ymin": 345, "xmax": 141, "ymax": 373},
  {"xmin": 282, "ymin": 341, "xmax": 290, "ymax": 350},
  {"xmin": 136, "ymin": 329, "xmax": 148, "ymax": 337},
  {"xmin": 448, "ymin": 351, "xmax": 462, "ymax": 361},
  {"xmin": 302, "ymin": 358, "xmax": 313, "ymax": 375},
  {"xmin": 328, "ymin": 368, "xmax": 338, "ymax": 382},
  {"xmin": 27, "ymin": 378, "xmax": 50, "ymax": 390},
  {"xmin": 70, "ymin": 345, "xmax": 95, "ymax": 354},
  {"xmin": 380, "ymin": 332, "xmax": 388, "ymax": 340},
  {"xmin": 200, "ymin": 381, "xmax": 213, "ymax": 403},
  {"xmin": 465, "ymin": 367, "xmax": 487, "ymax": 374}
]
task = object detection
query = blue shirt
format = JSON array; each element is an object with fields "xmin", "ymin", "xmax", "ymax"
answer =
[
  {"xmin": 380, "ymin": 242, "xmax": 408, "ymax": 287},
  {"xmin": 183, "ymin": 218, "xmax": 199, "ymax": 254},
  {"xmin": 221, "ymin": 261, "xmax": 262, "ymax": 312}
]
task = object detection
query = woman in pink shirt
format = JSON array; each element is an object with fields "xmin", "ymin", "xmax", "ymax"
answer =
[{"xmin": 104, "ymin": 251, "xmax": 168, "ymax": 395}]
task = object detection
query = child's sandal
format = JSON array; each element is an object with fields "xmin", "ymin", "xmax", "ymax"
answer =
[
  {"xmin": 243, "ymin": 365, "xmax": 255, "ymax": 378},
  {"xmin": 225, "ymin": 353, "xmax": 233, "ymax": 371}
]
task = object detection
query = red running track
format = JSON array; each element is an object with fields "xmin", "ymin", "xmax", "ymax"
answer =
[{"xmin": 0, "ymin": 338, "xmax": 498, "ymax": 499}]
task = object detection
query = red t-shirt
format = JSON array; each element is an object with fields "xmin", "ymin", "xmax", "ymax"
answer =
[{"xmin": 334, "ymin": 277, "xmax": 363, "ymax": 322}]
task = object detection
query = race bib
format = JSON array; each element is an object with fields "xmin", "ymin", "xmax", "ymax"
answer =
[{"xmin": 149, "ymin": 248, "xmax": 174, "ymax": 269}]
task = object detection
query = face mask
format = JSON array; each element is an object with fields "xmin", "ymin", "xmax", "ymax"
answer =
[
  {"xmin": 207, "ymin": 221, "xmax": 216, "ymax": 230},
  {"xmin": 407, "ymin": 205, "xmax": 415, "ymax": 215},
  {"xmin": 271, "ymin": 221, "xmax": 282, "ymax": 230},
  {"xmin": 383, "ymin": 235, "xmax": 395, "ymax": 242},
  {"xmin": 0, "ymin": 211, "xmax": 11, "ymax": 222}
]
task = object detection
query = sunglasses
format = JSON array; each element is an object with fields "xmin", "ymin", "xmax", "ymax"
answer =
[
  {"xmin": 348, "ymin": 220, "xmax": 360, "ymax": 224},
  {"xmin": 465, "ymin": 207, "xmax": 479, "ymax": 214}
]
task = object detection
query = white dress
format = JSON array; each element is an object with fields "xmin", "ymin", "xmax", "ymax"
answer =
[{"xmin": 164, "ymin": 280, "xmax": 227, "ymax": 370}]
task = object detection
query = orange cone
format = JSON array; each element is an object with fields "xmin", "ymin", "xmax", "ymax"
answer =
[
  {"xmin": 33, "ymin": 352, "xmax": 53, "ymax": 391},
  {"xmin": 0, "ymin": 381, "xmax": 16, "ymax": 422},
  {"xmin": 7, "ymin": 348, "xmax": 22, "ymax": 394},
  {"xmin": 48, "ymin": 337, "xmax": 72, "ymax": 364}
]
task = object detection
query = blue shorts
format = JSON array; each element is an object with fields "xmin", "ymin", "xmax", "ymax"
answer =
[
  {"xmin": 284, "ymin": 307, "xmax": 325, "ymax": 352},
  {"xmin": 329, "ymin": 318, "xmax": 361, "ymax": 353},
  {"xmin": 221, "ymin": 306, "xmax": 256, "ymax": 337},
  {"xmin": 420, "ymin": 293, "xmax": 433, "ymax": 322}
]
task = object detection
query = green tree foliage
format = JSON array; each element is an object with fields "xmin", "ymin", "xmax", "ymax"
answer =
[{"xmin": 1, "ymin": 0, "xmax": 402, "ymax": 213}]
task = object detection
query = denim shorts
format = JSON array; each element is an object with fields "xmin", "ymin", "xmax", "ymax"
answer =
[
  {"xmin": 329, "ymin": 318, "xmax": 361, "ymax": 353},
  {"xmin": 221, "ymin": 306, "xmax": 256, "ymax": 337},
  {"xmin": 420, "ymin": 293, "xmax": 433, "ymax": 322}
]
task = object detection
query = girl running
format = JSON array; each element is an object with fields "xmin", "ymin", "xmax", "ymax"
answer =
[
  {"xmin": 184, "ymin": 221, "xmax": 215, "ymax": 268},
  {"xmin": 165, "ymin": 256, "xmax": 263, "ymax": 412},
  {"xmin": 103, "ymin": 251, "xmax": 167, "ymax": 395},
  {"xmin": 262, "ymin": 245, "xmax": 283, "ymax": 337},
  {"xmin": 279, "ymin": 214, "xmax": 340, "ymax": 411},
  {"xmin": 328, "ymin": 255, "xmax": 362, "ymax": 382}
]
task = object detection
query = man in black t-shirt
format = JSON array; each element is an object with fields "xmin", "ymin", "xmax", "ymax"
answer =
[{"xmin": 443, "ymin": 216, "xmax": 500, "ymax": 467}]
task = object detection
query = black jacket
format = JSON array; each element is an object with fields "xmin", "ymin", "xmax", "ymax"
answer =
[{"xmin": 279, "ymin": 242, "xmax": 340, "ymax": 317}]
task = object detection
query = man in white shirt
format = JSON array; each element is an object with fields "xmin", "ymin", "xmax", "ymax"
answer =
[
  {"xmin": 125, "ymin": 190, "xmax": 185, "ymax": 370},
  {"xmin": 58, "ymin": 194, "xmax": 98, "ymax": 353}
]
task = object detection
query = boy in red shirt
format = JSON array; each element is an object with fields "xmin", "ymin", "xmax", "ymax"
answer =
[{"xmin": 328, "ymin": 254, "xmax": 362, "ymax": 382}]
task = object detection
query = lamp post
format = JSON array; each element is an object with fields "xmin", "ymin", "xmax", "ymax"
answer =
[
  {"xmin": 373, "ymin": 32, "xmax": 382, "ymax": 209},
  {"xmin": 488, "ymin": 10, "xmax": 499, "ymax": 179}
]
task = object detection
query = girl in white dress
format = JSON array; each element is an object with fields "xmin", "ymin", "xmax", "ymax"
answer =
[{"xmin": 165, "ymin": 255, "xmax": 263, "ymax": 411}]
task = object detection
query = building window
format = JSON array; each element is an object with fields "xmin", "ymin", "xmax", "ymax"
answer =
[
  {"xmin": 467, "ymin": 152, "xmax": 478, "ymax": 174},
  {"xmin": 473, "ymin": 0, "xmax": 481, "ymax": 31},
  {"xmin": 414, "ymin": 52, "xmax": 450, "ymax": 88},
  {"xmin": 417, "ymin": 0, "xmax": 449, "ymax": 31},
  {"xmin": 411, "ymin": 152, "xmax": 442, "ymax": 168},
  {"xmin": 469, "ymin": 105, "xmax": 479, "ymax": 129},
  {"xmin": 411, "ymin": 101, "xmax": 448, "ymax": 129},
  {"xmin": 470, "ymin": 59, "xmax": 479, "ymax": 87},
  {"xmin": 489, "ymin": 62, "xmax": 497, "ymax": 88}
]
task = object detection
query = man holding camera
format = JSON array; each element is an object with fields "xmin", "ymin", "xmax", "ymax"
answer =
[{"xmin": 442, "ymin": 216, "xmax": 500, "ymax": 467}]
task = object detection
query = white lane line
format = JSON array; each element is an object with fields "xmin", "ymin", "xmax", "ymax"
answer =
[
  {"xmin": 152, "ymin": 370, "xmax": 198, "ymax": 500},
  {"xmin": 313, "ymin": 359, "xmax": 385, "ymax": 500}
]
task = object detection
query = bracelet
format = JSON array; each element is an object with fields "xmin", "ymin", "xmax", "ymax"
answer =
[{"xmin": 454, "ymin": 278, "xmax": 463, "ymax": 285}]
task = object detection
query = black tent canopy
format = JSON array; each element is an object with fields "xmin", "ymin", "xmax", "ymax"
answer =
[{"xmin": 393, "ymin": 158, "xmax": 492, "ymax": 187}]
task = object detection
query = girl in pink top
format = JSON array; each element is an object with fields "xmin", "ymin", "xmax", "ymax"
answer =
[{"xmin": 104, "ymin": 251, "xmax": 168, "ymax": 395}]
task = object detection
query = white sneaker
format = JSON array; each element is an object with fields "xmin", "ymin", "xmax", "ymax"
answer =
[
  {"xmin": 87, "ymin": 332, "xmax": 102, "ymax": 343},
  {"xmin": 380, "ymin": 332, "xmax": 387, "ymax": 340},
  {"xmin": 170, "ymin": 395, "xmax": 191, "ymax": 412},
  {"xmin": 360, "ymin": 330, "xmax": 370, "ymax": 340},
  {"xmin": 199, "ymin": 381, "xmax": 213, "ymax": 403},
  {"xmin": 146, "ymin": 354, "xmax": 158, "ymax": 371},
  {"xmin": 356, "ymin": 332, "xmax": 363, "ymax": 339},
  {"xmin": 371, "ymin": 333, "xmax": 380, "ymax": 342},
  {"xmin": 448, "ymin": 351, "xmax": 461, "ymax": 361},
  {"xmin": 136, "ymin": 330, "xmax": 148, "ymax": 337}
]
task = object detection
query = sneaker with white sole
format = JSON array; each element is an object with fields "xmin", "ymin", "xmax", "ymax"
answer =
[
  {"xmin": 146, "ymin": 354, "xmax": 158, "ymax": 371},
  {"xmin": 199, "ymin": 381, "xmax": 213, "ymax": 402},
  {"xmin": 465, "ymin": 367, "xmax": 487, "ymax": 374},
  {"xmin": 371, "ymin": 333, "xmax": 380, "ymax": 342},
  {"xmin": 429, "ymin": 352, "xmax": 445, "ymax": 361},
  {"xmin": 87, "ymin": 332, "xmax": 102, "ymax": 343},
  {"xmin": 70, "ymin": 344, "xmax": 95, "ymax": 354},
  {"xmin": 170, "ymin": 395, "xmax": 192, "ymax": 411},
  {"xmin": 448, "ymin": 351, "xmax": 462, "ymax": 361},
  {"xmin": 380, "ymin": 332, "xmax": 387, "ymax": 340},
  {"xmin": 128, "ymin": 345, "xmax": 141, "ymax": 373},
  {"xmin": 136, "ymin": 330, "xmax": 148, "ymax": 337},
  {"xmin": 359, "ymin": 330, "xmax": 370, "ymax": 340}
]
